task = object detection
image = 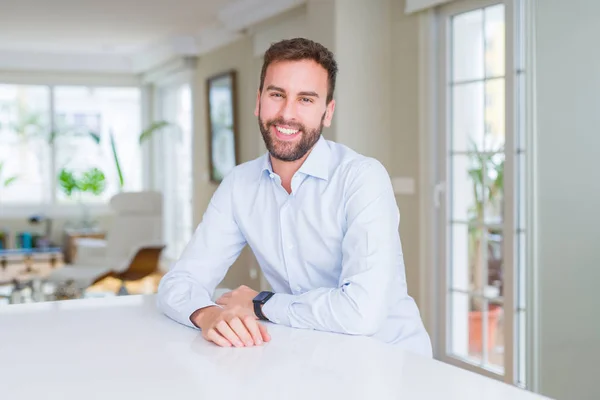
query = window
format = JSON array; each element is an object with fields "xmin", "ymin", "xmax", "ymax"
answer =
[
  {"xmin": 53, "ymin": 86, "xmax": 142, "ymax": 203},
  {"xmin": 0, "ymin": 85, "xmax": 51, "ymax": 204},
  {"xmin": 0, "ymin": 84, "xmax": 142, "ymax": 207},
  {"xmin": 436, "ymin": 0, "xmax": 528, "ymax": 387},
  {"xmin": 155, "ymin": 83, "xmax": 193, "ymax": 261}
]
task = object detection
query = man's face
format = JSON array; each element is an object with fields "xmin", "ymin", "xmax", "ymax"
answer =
[{"xmin": 255, "ymin": 59, "xmax": 335, "ymax": 162}]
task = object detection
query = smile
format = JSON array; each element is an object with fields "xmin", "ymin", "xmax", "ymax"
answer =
[{"xmin": 276, "ymin": 126, "xmax": 299, "ymax": 135}]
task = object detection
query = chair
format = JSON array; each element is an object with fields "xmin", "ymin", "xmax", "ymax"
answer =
[{"xmin": 46, "ymin": 191, "xmax": 165, "ymax": 295}]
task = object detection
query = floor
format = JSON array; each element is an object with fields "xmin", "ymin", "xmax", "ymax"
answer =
[{"xmin": 87, "ymin": 272, "xmax": 163, "ymax": 296}]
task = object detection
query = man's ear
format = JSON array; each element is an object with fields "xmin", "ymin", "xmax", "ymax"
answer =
[
  {"xmin": 254, "ymin": 90, "xmax": 261, "ymax": 117},
  {"xmin": 323, "ymin": 99, "xmax": 336, "ymax": 128}
]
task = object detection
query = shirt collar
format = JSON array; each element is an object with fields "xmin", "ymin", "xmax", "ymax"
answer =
[
  {"xmin": 297, "ymin": 135, "xmax": 330, "ymax": 181},
  {"xmin": 259, "ymin": 135, "xmax": 331, "ymax": 181}
]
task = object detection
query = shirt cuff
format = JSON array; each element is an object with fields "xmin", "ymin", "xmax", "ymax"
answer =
[
  {"xmin": 181, "ymin": 299, "xmax": 220, "ymax": 329},
  {"xmin": 261, "ymin": 293, "xmax": 296, "ymax": 326}
]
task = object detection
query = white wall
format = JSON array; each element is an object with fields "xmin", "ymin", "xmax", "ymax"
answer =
[{"xmin": 535, "ymin": 1, "xmax": 600, "ymax": 399}]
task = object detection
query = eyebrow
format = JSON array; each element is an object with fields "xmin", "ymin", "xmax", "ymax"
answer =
[{"xmin": 266, "ymin": 85, "xmax": 320, "ymax": 98}]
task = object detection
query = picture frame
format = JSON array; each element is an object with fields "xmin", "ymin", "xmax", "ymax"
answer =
[{"xmin": 206, "ymin": 70, "xmax": 239, "ymax": 183}]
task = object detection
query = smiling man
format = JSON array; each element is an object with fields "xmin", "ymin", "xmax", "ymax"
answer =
[{"xmin": 157, "ymin": 38, "xmax": 432, "ymax": 357}]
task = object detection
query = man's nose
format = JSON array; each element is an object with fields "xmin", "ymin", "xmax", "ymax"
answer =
[{"xmin": 280, "ymin": 98, "xmax": 298, "ymax": 122}]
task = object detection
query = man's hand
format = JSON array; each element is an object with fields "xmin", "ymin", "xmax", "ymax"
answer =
[
  {"xmin": 215, "ymin": 285, "xmax": 259, "ymax": 315},
  {"xmin": 191, "ymin": 305, "xmax": 270, "ymax": 348}
]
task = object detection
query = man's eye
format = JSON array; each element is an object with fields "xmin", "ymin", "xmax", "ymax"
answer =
[
  {"xmin": 271, "ymin": 93, "xmax": 283, "ymax": 98},
  {"xmin": 300, "ymin": 97, "xmax": 313, "ymax": 103}
]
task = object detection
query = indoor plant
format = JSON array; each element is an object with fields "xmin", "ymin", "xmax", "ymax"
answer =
[
  {"xmin": 58, "ymin": 167, "xmax": 106, "ymax": 229},
  {"xmin": 467, "ymin": 140, "xmax": 505, "ymax": 353}
]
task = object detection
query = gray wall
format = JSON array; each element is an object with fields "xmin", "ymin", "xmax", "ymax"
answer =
[{"xmin": 535, "ymin": 0, "xmax": 600, "ymax": 399}]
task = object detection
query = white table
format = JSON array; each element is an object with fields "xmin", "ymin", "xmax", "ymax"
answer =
[{"xmin": 0, "ymin": 295, "xmax": 552, "ymax": 400}]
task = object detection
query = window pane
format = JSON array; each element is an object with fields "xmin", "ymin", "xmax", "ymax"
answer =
[
  {"xmin": 158, "ymin": 84, "xmax": 193, "ymax": 261},
  {"xmin": 485, "ymin": 303, "xmax": 505, "ymax": 370},
  {"xmin": 517, "ymin": 153, "xmax": 526, "ymax": 230},
  {"xmin": 518, "ymin": 232, "xmax": 526, "ymax": 309},
  {"xmin": 518, "ymin": 310, "xmax": 527, "ymax": 386},
  {"xmin": 452, "ymin": 9, "xmax": 484, "ymax": 82},
  {"xmin": 484, "ymin": 79, "xmax": 505, "ymax": 151},
  {"xmin": 452, "ymin": 82, "xmax": 484, "ymax": 152},
  {"xmin": 486, "ymin": 229, "xmax": 503, "ymax": 300},
  {"xmin": 53, "ymin": 86, "xmax": 141, "ymax": 204},
  {"xmin": 517, "ymin": 72, "xmax": 526, "ymax": 151},
  {"xmin": 449, "ymin": 291, "xmax": 482, "ymax": 363},
  {"xmin": 484, "ymin": 152, "xmax": 505, "ymax": 223},
  {"xmin": 484, "ymin": 5, "xmax": 505, "ymax": 77},
  {"xmin": 0, "ymin": 84, "xmax": 51, "ymax": 204},
  {"xmin": 450, "ymin": 223, "xmax": 470, "ymax": 292},
  {"xmin": 451, "ymin": 154, "xmax": 480, "ymax": 222}
]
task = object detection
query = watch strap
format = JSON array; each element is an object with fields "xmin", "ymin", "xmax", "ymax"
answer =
[{"xmin": 253, "ymin": 291, "xmax": 274, "ymax": 321}]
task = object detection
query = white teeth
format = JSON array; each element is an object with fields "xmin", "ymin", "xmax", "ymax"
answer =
[{"xmin": 276, "ymin": 126, "xmax": 299, "ymax": 135}]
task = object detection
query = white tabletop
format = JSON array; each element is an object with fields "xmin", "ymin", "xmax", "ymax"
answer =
[{"xmin": 0, "ymin": 295, "xmax": 551, "ymax": 400}]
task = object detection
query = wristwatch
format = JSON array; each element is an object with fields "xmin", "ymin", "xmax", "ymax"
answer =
[{"xmin": 253, "ymin": 291, "xmax": 274, "ymax": 321}]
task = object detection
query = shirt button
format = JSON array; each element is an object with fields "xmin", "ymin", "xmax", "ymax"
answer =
[
  {"xmin": 295, "ymin": 286, "xmax": 302, "ymax": 292},
  {"xmin": 269, "ymin": 173, "xmax": 275, "ymax": 178}
]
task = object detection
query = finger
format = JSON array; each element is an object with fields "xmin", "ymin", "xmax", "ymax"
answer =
[
  {"xmin": 215, "ymin": 320, "xmax": 244, "ymax": 348},
  {"xmin": 258, "ymin": 322, "xmax": 271, "ymax": 342},
  {"xmin": 215, "ymin": 297, "xmax": 228, "ymax": 306},
  {"xmin": 242, "ymin": 316, "xmax": 264, "ymax": 345},
  {"xmin": 228, "ymin": 316, "xmax": 254, "ymax": 346},
  {"xmin": 205, "ymin": 329, "xmax": 232, "ymax": 347}
]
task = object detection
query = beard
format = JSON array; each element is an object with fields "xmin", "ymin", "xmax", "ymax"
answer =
[{"xmin": 258, "ymin": 107, "xmax": 325, "ymax": 162}]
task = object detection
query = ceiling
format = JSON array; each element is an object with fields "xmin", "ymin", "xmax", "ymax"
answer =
[
  {"xmin": 0, "ymin": 0, "xmax": 236, "ymax": 54},
  {"xmin": 0, "ymin": 0, "xmax": 304, "ymax": 73}
]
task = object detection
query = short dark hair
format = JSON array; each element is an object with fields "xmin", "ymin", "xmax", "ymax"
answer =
[{"xmin": 259, "ymin": 38, "xmax": 338, "ymax": 104}]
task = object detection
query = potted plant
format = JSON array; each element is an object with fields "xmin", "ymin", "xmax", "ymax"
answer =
[
  {"xmin": 58, "ymin": 167, "xmax": 106, "ymax": 229},
  {"xmin": 466, "ymin": 141, "xmax": 505, "ymax": 354}
]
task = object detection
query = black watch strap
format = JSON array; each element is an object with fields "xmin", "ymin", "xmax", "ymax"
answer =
[{"xmin": 253, "ymin": 291, "xmax": 274, "ymax": 321}]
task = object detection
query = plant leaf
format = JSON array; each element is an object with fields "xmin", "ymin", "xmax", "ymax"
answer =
[
  {"xmin": 139, "ymin": 120, "xmax": 171, "ymax": 144},
  {"xmin": 3, "ymin": 176, "xmax": 18, "ymax": 187},
  {"xmin": 80, "ymin": 167, "xmax": 106, "ymax": 195},
  {"xmin": 110, "ymin": 131, "xmax": 124, "ymax": 189},
  {"xmin": 88, "ymin": 131, "xmax": 101, "ymax": 144},
  {"xmin": 58, "ymin": 168, "xmax": 78, "ymax": 197}
]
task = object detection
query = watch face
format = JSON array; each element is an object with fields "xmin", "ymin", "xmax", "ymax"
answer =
[{"xmin": 254, "ymin": 291, "xmax": 272, "ymax": 303}]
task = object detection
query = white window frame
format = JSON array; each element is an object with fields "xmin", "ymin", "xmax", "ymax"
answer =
[
  {"xmin": 147, "ymin": 59, "xmax": 197, "ymax": 264},
  {"xmin": 418, "ymin": 0, "xmax": 539, "ymax": 390},
  {"xmin": 0, "ymin": 72, "xmax": 143, "ymax": 219}
]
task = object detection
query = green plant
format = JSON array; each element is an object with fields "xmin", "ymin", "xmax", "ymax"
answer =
[
  {"xmin": 97, "ymin": 121, "xmax": 171, "ymax": 191},
  {"xmin": 58, "ymin": 167, "xmax": 106, "ymax": 199},
  {"xmin": 467, "ymin": 140, "xmax": 505, "ymax": 312},
  {"xmin": 8, "ymin": 102, "xmax": 46, "ymax": 140},
  {"xmin": 51, "ymin": 120, "xmax": 171, "ymax": 191},
  {"xmin": 0, "ymin": 161, "xmax": 18, "ymax": 189}
]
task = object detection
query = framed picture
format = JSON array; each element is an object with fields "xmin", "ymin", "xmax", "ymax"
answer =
[{"xmin": 206, "ymin": 70, "xmax": 239, "ymax": 183}]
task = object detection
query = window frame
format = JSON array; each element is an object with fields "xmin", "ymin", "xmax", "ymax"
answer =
[{"xmin": 421, "ymin": 0, "xmax": 536, "ymax": 389}]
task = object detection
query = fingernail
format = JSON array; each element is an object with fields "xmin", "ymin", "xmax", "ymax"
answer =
[
  {"xmin": 246, "ymin": 341, "xmax": 254, "ymax": 346},
  {"xmin": 235, "ymin": 341, "xmax": 243, "ymax": 347},
  {"xmin": 257, "ymin": 339, "xmax": 262, "ymax": 345}
]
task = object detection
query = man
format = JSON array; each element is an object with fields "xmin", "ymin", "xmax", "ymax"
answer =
[{"xmin": 157, "ymin": 38, "xmax": 432, "ymax": 357}]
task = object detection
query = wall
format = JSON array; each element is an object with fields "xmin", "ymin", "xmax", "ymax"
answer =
[
  {"xmin": 193, "ymin": 35, "xmax": 263, "ymax": 290},
  {"xmin": 535, "ymin": 0, "xmax": 600, "ymax": 399},
  {"xmin": 390, "ymin": 0, "xmax": 421, "ymax": 305}
]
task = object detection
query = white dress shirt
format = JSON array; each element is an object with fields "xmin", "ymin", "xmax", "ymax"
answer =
[{"xmin": 157, "ymin": 135, "xmax": 432, "ymax": 357}]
